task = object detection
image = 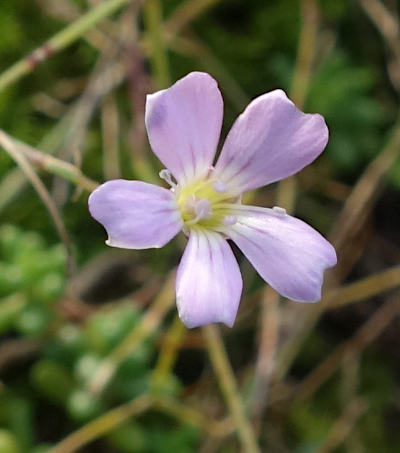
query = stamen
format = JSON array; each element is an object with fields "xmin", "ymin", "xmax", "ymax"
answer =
[
  {"xmin": 223, "ymin": 215, "xmax": 237, "ymax": 226},
  {"xmin": 272, "ymin": 206, "xmax": 287, "ymax": 216},
  {"xmin": 194, "ymin": 198, "xmax": 212, "ymax": 220},
  {"xmin": 184, "ymin": 198, "xmax": 212, "ymax": 226},
  {"xmin": 159, "ymin": 169, "xmax": 177, "ymax": 188},
  {"xmin": 218, "ymin": 203, "xmax": 288, "ymax": 217},
  {"xmin": 213, "ymin": 179, "xmax": 227, "ymax": 193}
]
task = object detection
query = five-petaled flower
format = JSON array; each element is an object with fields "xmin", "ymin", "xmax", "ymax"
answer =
[{"xmin": 89, "ymin": 72, "xmax": 337, "ymax": 328}]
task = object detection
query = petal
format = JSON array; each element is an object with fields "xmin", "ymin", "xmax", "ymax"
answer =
[
  {"xmin": 88, "ymin": 180, "xmax": 182, "ymax": 249},
  {"xmin": 227, "ymin": 207, "xmax": 336, "ymax": 302},
  {"xmin": 176, "ymin": 230, "xmax": 242, "ymax": 328},
  {"xmin": 145, "ymin": 72, "xmax": 223, "ymax": 185},
  {"xmin": 215, "ymin": 90, "xmax": 329, "ymax": 194}
]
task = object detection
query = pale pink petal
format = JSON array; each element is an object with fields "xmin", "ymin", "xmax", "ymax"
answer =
[
  {"xmin": 176, "ymin": 230, "xmax": 242, "ymax": 328},
  {"xmin": 215, "ymin": 90, "xmax": 328, "ymax": 194},
  {"xmin": 145, "ymin": 72, "xmax": 223, "ymax": 185},
  {"xmin": 88, "ymin": 180, "xmax": 182, "ymax": 249},
  {"xmin": 227, "ymin": 207, "xmax": 336, "ymax": 302}
]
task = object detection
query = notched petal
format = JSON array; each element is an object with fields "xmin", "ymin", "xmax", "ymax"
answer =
[
  {"xmin": 145, "ymin": 72, "xmax": 224, "ymax": 185},
  {"xmin": 215, "ymin": 89, "xmax": 329, "ymax": 194},
  {"xmin": 88, "ymin": 179, "xmax": 182, "ymax": 250},
  {"xmin": 176, "ymin": 230, "xmax": 242, "ymax": 328},
  {"xmin": 228, "ymin": 207, "xmax": 336, "ymax": 302}
]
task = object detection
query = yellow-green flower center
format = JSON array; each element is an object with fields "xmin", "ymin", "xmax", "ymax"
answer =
[{"xmin": 176, "ymin": 178, "xmax": 237, "ymax": 230}]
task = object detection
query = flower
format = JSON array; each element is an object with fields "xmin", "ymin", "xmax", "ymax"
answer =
[{"xmin": 89, "ymin": 72, "xmax": 337, "ymax": 328}]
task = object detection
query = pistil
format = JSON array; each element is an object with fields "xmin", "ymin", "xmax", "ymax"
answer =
[{"xmin": 174, "ymin": 176, "xmax": 238, "ymax": 230}]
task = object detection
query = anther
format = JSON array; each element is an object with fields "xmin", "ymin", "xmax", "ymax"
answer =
[
  {"xmin": 159, "ymin": 169, "xmax": 176, "ymax": 188},
  {"xmin": 194, "ymin": 198, "xmax": 212, "ymax": 220},
  {"xmin": 184, "ymin": 197, "xmax": 212, "ymax": 226},
  {"xmin": 223, "ymin": 215, "xmax": 237, "ymax": 226},
  {"xmin": 213, "ymin": 180, "xmax": 227, "ymax": 193},
  {"xmin": 272, "ymin": 206, "xmax": 287, "ymax": 216}
]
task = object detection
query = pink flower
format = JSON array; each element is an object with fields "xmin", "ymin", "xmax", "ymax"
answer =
[{"xmin": 89, "ymin": 72, "xmax": 337, "ymax": 328}]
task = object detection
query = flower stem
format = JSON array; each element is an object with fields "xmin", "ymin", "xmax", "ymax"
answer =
[
  {"xmin": 0, "ymin": 0, "xmax": 134, "ymax": 93},
  {"xmin": 203, "ymin": 325, "xmax": 260, "ymax": 453}
]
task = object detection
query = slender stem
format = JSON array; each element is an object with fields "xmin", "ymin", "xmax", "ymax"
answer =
[
  {"xmin": 325, "ymin": 265, "xmax": 400, "ymax": 309},
  {"xmin": 290, "ymin": 0, "xmax": 318, "ymax": 108},
  {"xmin": 296, "ymin": 294, "xmax": 400, "ymax": 401},
  {"xmin": 251, "ymin": 286, "xmax": 280, "ymax": 426},
  {"xmin": 101, "ymin": 94, "xmax": 121, "ymax": 180},
  {"xmin": 358, "ymin": 0, "xmax": 400, "ymax": 82},
  {"xmin": 164, "ymin": 0, "xmax": 221, "ymax": 37},
  {"xmin": 0, "ymin": 168, "xmax": 28, "ymax": 213},
  {"xmin": 0, "ymin": 0, "xmax": 134, "ymax": 92},
  {"xmin": 313, "ymin": 398, "xmax": 366, "ymax": 453},
  {"xmin": 275, "ymin": 117, "xmax": 400, "ymax": 381},
  {"xmin": 49, "ymin": 395, "xmax": 152, "ymax": 453},
  {"xmin": 329, "ymin": 118, "xmax": 400, "ymax": 253},
  {"xmin": 143, "ymin": 0, "xmax": 170, "ymax": 88},
  {"xmin": 249, "ymin": 3, "xmax": 319, "ymax": 420},
  {"xmin": 0, "ymin": 129, "xmax": 76, "ymax": 276},
  {"xmin": 268, "ymin": 0, "xmax": 320, "ymax": 384},
  {"xmin": 151, "ymin": 315, "xmax": 186, "ymax": 393},
  {"xmin": 168, "ymin": 35, "xmax": 249, "ymax": 111},
  {"xmin": 154, "ymin": 396, "xmax": 232, "ymax": 437},
  {"xmin": 88, "ymin": 271, "xmax": 176, "ymax": 396},
  {"xmin": 0, "ymin": 55, "xmax": 124, "ymax": 216},
  {"xmin": 49, "ymin": 391, "xmax": 231, "ymax": 453},
  {"xmin": 0, "ymin": 130, "xmax": 98, "ymax": 192},
  {"xmin": 203, "ymin": 325, "xmax": 260, "ymax": 453}
]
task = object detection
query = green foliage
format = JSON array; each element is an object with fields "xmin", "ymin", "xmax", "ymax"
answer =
[
  {"xmin": 30, "ymin": 360, "xmax": 75, "ymax": 405},
  {"xmin": 146, "ymin": 425, "xmax": 200, "ymax": 453},
  {"xmin": 67, "ymin": 389, "xmax": 103, "ymax": 422},
  {"xmin": 0, "ymin": 225, "xmax": 66, "ymax": 335},
  {"xmin": 0, "ymin": 0, "xmax": 399, "ymax": 451},
  {"xmin": 308, "ymin": 53, "xmax": 385, "ymax": 171},
  {"xmin": 84, "ymin": 305, "xmax": 141, "ymax": 353},
  {"xmin": 0, "ymin": 430, "xmax": 20, "ymax": 453},
  {"xmin": 106, "ymin": 422, "xmax": 148, "ymax": 453},
  {"xmin": 0, "ymin": 227, "xmax": 196, "ymax": 452},
  {"xmin": 289, "ymin": 402, "xmax": 334, "ymax": 450}
]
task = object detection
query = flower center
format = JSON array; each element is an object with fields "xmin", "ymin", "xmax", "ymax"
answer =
[{"xmin": 159, "ymin": 170, "xmax": 239, "ymax": 231}]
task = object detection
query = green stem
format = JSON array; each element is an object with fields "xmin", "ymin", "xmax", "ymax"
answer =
[
  {"xmin": 0, "ymin": 129, "xmax": 76, "ymax": 275},
  {"xmin": 0, "ymin": 130, "xmax": 98, "ymax": 192},
  {"xmin": 289, "ymin": 0, "xmax": 318, "ymax": 108},
  {"xmin": 203, "ymin": 325, "xmax": 260, "ymax": 453},
  {"xmin": 49, "ymin": 395, "xmax": 152, "ymax": 453},
  {"xmin": 143, "ymin": 0, "xmax": 170, "ymax": 88},
  {"xmin": 50, "ymin": 392, "xmax": 231, "ymax": 453},
  {"xmin": 154, "ymin": 396, "xmax": 232, "ymax": 437},
  {"xmin": 271, "ymin": 0, "xmax": 319, "ymax": 385},
  {"xmin": 0, "ymin": 0, "xmax": 134, "ymax": 93},
  {"xmin": 88, "ymin": 271, "xmax": 176, "ymax": 396},
  {"xmin": 151, "ymin": 315, "xmax": 186, "ymax": 393}
]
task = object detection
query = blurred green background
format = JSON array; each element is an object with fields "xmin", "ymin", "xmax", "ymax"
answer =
[{"xmin": 0, "ymin": 0, "xmax": 400, "ymax": 452}]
